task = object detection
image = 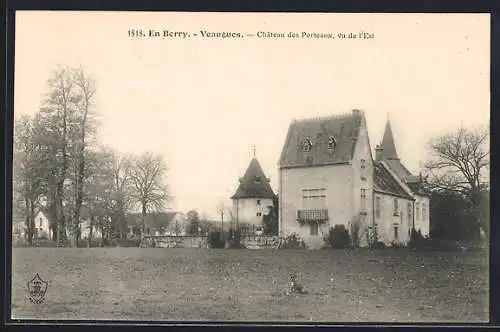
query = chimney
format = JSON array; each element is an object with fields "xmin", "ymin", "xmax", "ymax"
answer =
[
  {"xmin": 375, "ymin": 144, "xmax": 384, "ymax": 161},
  {"xmin": 352, "ymin": 109, "xmax": 361, "ymax": 115}
]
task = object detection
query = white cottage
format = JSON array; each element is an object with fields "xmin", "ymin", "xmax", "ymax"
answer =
[{"xmin": 33, "ymin": 209, "xmax": 52, "ymax": 239}]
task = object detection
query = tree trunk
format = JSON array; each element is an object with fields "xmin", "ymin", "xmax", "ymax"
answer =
[
  {"xmin": 88, "ymin": 216, "xmax": 94, "ymax": 247},
  {"xmin": 469, "ymin": 186, "xmax": 482, "ymax": 238},
  {"xmin": 72, "ymin": 168, "xmax": 83, "ymax": 248},
  {"xmin": 55, "ymin": 177, "xmax": 65, "ymax": 246},
  {"xmin": 48, "ymin": 186, "xmax": 57, "ymax": 241},
  {"xmin": 141, "ymin": 202, "xmax": 147, "ymax": 238},
  {"xmin": 25, "ymin": 198, "xmax": 32, "ymax": 246},
  {"xmin": 57, "ymin": 95, "xmax": 69, "ymax": 247},
  {"xmin": 30, "ymin": 199, "xmax": 36, "ymax": 244},
  {"xmin": 72, "ymin": 124, "xmax": 86, "ymax": 247},
  {"xmin": 117, "ymin": 200, "xmax": 126, "ymax": 239}
]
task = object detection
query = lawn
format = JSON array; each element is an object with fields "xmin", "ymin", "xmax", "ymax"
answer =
[{"xmin": 11, "ymin": 248, "xmax": 489, "ymax": 322}]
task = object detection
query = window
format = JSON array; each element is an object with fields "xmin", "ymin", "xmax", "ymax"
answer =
[
  {"xmin": 257, "ymin": 199, "xmax": 261, "ymax": 205},
  {"xmin": 327, "ymin": 136, "xmax": 337, "ymax": 151},
  {"xmin": 39, "ymin": 218, "xmax": 42, "ymax": 228},
  {"xmin": 360, "ymin": 159, "xmax": 367, "ymax": 180},
  {"xmin": 256, "ymin": 212, "xmax": 262, "ymax": 217},
  {"xmin": 407, "ymin": 203, "xmax": 412, "ymax": 223},
  {"xmin": 302, "ymin": 138, "xmax": 312, "ymax": 152},
  {"xmin": 146, "ymin": 228, "xmax": 150, "ymax": 234},
  {"xmin": 302, "ymin": 188, "xmax": 327, "ymax": 209},
  {"xmin": 416, "ymin": 203, "xmax": 420, "ymax": 220},
  {"xmin": 422, "ymin": 204, "xmax": 426, "ymax": 220},
  {"xmin": 375, "ymin": 196, "xmax": 381, "ymax": 219},
  {"xmin": 394, "ymin": 226, "xmax": 399, "ymax": 239},
  {"xmin": 360, "ymin": 189, "xmax": 367, "ymax": 211},
  {"xmin": 393, "ymin": 198, "xmax": 399, "ymax": 215},
  {"xmin": 310, "ymin": 222, "xmax": 319, "ymax": 236}
]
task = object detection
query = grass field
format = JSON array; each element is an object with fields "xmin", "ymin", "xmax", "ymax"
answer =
[{"xmin": 12, "ymin": 248, "xmax": 489, "ymax": 322}]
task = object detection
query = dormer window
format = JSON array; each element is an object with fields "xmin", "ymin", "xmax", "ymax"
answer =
[
  {"xmin": 328, "ymin": 136, "xmax": 337, "ymax": 151},
  {"xmin": 302, "ymin": 138, "xmax": 312, "ymax": 152}
]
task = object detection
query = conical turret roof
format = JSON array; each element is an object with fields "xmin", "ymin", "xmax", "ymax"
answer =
[
  {"xmin": 380, "ymin": 120, "xmax": 399, "ymax": 160},
  {"xmin": 231, "ymin": 158, "xmax": 276, "ymax": 199}
]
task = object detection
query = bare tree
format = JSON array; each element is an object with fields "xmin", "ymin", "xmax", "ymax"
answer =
[
  {"xmin": 107, "ymin": 148, "xmax": 133, "ymax": 239},
  {"xmin": 425, "ymin": 125, "xmax": 490, "ymax": 231},
  {"xmin": 33, "ymin": 65, "xmax": 100, "ymax": 247},
  {"xmin": 69, "ymin": 67, "xmax": 97, "ymax": 247},
  {"xmin": 13, "ymin": 115, "xmax": 47, "ymax": 245},
  {"xmin": 129, "ymin": 152, "xmax": 170, "ymax": 237},
  {"xmin": 37, "ymin": 65, "xmax": 81, "ymax": 245},
  {"xmin": 81, "ymin": 148, "xmax": 114, "ymax": 246}
]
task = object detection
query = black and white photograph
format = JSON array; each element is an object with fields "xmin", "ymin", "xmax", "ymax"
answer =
[{"xmin": 11, "ymin": 11, "xmax": 490, "ymax": 323}]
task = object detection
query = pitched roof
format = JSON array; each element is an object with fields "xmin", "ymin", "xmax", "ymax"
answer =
[
  {"xmin": 376, "ymin": 119, "xmax": 430, "ymax": 198},
  {"xmin": 125, "ymin": 212, "xmax": 180, "ymax": 229},
  {"xmin": 379, "ymin": 120, "xmax": 399, "ymax": 160},
  {"xmin": 373, "ymin": 162, "xmax": 414, "ymax": 200},
  {"xmin": 384, "ymin": 159, "xmax": 413, "ymax": 180},
  {"xmin": 407, "ymin": 182, "xmax": 431, "ymax": 197},
  {"xmin": 231, "ymin": 158, "xmax": 276, "ymax": 199},
  {"xmin": 279, "ymin": 110, "xmax": 363, "ymax": 169}
]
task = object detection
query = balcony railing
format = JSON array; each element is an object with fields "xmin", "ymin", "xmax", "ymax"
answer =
[{"xmin": 296, "ymin": 209, "xmax": 329, "ymax": 223}]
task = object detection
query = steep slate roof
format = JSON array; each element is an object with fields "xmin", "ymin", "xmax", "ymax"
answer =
[
  {"xmin": 373, "ymin": 162, "xmax": 414, "ymax": 200},
  {"xmin": 279, "ymin": 110, "xmax": 363, "ymax": 169},
  {"xmin": 376, "ymin": 119, "xmax": 430, "ymax": 198},
  {"xmin": 379, "ymin": 120, "xmax": 400, "ymax": 160},
  {"xmin": 125, "ymin": 212, "xmax": 180, "ymax": 229},
  {"xmin": 231, "ymin": 158, "xmax": 276, "ymax": 199}
]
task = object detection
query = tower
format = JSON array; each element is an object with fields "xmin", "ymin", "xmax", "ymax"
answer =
[{"xmin": 230, "ymin": 147, "xmax": 276, "ymax": 234}]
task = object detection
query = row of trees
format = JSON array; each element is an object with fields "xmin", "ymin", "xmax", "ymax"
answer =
[{"xmin": 13, "ymin": 65, "xmax": 170, "ymax": 247}]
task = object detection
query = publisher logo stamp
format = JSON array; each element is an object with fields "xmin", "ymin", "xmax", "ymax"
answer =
[{"xmin": 27, "ymin": 273, "xmax": 47, "ymax": 304}]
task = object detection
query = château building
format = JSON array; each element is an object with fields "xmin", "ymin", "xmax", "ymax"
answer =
[{"xmin": 278, "ymin": 109, "xmax": 430, "ymax": 249}]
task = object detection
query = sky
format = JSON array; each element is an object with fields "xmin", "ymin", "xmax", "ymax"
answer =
[{"xmin": 14, "ymin": 12, "xmax": 490, "ymax": 219}]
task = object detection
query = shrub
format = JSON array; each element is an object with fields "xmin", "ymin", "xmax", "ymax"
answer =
[
  {"xmin": 208, "ymin": 231, "xmax": 226, "ymax": 248},
  {"xmin": 324, "ymin": 225, "xmax": 350, "ymax": 249},
  {"xmin": 112, "ymin": 238, "xmax": 141, "ymax": 247},
  {"xmin": 390, "ymin": 241, "xmax": 406, "ymax": 249},
  {"xmin": 408, "ymin": 228, "xmax": 466, "ymax": 252},
  {"xmin": 408, "ymin": 228, "xmax": 426, "ymax": 249},
  {"xmin": 34, "ymin": 239, "xmax": 58, "ymax": 247},
  {"xmin": 418, "ymin": 239, "xmax": 463, "ymax": 252},
  {"xmin": 227, "ymin": 240, "xmax": 246, "ymax": 249},
  {"xmin": 78, "ymin": 238, "xmax": 105, "ymax": 247},
  {"xmin": 373, "ymin": 241, "xmax": 387, "ymax": 250},
  {"xmin": 279, "ymin": 233, "xmax": 306, "ymax": 249}
]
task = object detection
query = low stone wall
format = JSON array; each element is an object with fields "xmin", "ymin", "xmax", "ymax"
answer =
[
  {"xmin": 241, "ymin": 235, "xmax": 280, "ymax": 249},
  {"xmin": 141, "ymin": 235, "xmax": 209, "ymax": 248}
]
